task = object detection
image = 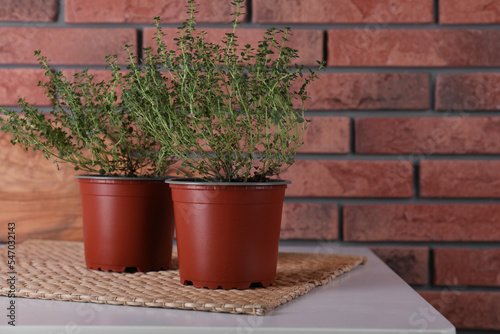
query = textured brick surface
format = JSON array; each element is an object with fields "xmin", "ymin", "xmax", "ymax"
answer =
[
  {"xmin": 281, "ymin": 203, "xmax": 338, "ymax": 240},
  {"xmin": 0, "ymin": 69, "xmax": 49, "ymax": 106},
  {"xmin": 440, "ymin": 0, "xmax": 500, "ymax": 24},
  {"xmin": 355, "ymin": 117, "xmax": 500, "ymax": 154},
  {"xmin": 0, "ymin": 0, "xmax": 58, "ymax": 22},
  {"xmin": 143, "ymin": 28, "xmax": 322, "ymax": 67},
  {"xmin": 300, "ymin": 117, "xmax": 350, "ymax": 154},
  {"xmin": 371, "ymin": 247, "xmax": 429, "ymax": 285},
  {"xmin": 282, "ymin": 161, "xmax": 413, "ymax": 198},
  {"xmin": 419, "ymin": 291, "xmax": 500, "ymax": 330},
  {"xmin": 303, "ymin": 73, "xmax": 429, "ymax": 110},
  {"xmin": 421, "ymin": 160, "xmax": 500, "ymax": 198},
  {"xmin": 66, "ymin": 0, "xmax": 247, "ymax": 23},
  {"xmin": 253, "ymin": 0, "xmax": 433, "ymax": 24},
  {"xmin": 344, "ymin": 204, "xmax": 500, "ymax": 241},
  {"xmin": 434, "ymin": 248, "xmax": 500, "ymax": 287},
  {"xmin": 0, "ymin": 28, "xmax": 136, "ymax": 65},
  {"xmin": 328, "ymin": 30, "xmax": 500, "ymax": 66},
  {"xmin": 436, "ymin": 74, "xmax": 500, "ymax": 111}
]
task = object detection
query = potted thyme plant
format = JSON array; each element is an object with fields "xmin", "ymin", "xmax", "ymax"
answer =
[
  {"xmin": 132, "ymin": 0, "xmax": 325, "ymax": 288},
  {"xmin": 0, "ymin": 52, "xmax": 176, "ymax": 273}
]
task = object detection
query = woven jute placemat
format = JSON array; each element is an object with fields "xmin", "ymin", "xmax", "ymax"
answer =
[{"xmin": 0, "ymin": 240, "xmax": 366, "ymax": 315}]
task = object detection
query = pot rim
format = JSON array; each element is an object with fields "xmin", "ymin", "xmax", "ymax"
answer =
[
  {"xmin": 74, "ymin": 174, "xmax": 174, "ymax": 181},
  {"xmin": 165, "ymin": 177, "xmax": 291, "ymax": 186}
]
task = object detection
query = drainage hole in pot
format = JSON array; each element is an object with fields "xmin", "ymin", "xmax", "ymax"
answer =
[
  {"xmin": 123, "ymin": 267, "xmax": 139, "ymax": 273},
  {"xmin": 249, "ymin": 282, "xmax": 264, "ymax": 288},
  {"xmin": 183, "ymin": 281, "xmax": 223, "ymax": 289}
]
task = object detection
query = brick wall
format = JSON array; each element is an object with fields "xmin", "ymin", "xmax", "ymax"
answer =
[{"xmin": 1, "ymin": 0, "xmax": 499, "ymax": 331}]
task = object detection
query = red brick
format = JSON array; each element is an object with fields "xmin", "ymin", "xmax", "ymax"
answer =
[
  {"xmin": 371, "ymin": 247, "xmax": 429, "ymax": 285},
  {"xmin": 421, "ymin": 160, "xmax": 500, "ymax": 198},
  {"xmin": 143, "ymin": 28, "xmax": 323, "ymax": 67},
  {"xmin": 303, "ymin": 73, "xmax": 429, "ymax": 110},
  {"xmin": 328, "ymin": 30, "xmax": 500, "ymax": 66},
  {"xmin": 253, "ymin": 0, "xmax": 433, "ymax": 24},
  {"xmin": 0, "ymin": 0, "xmax": 58, "ymax": 22},
  {"xmin": 300, "ymin": 117, "xmax": 350, "ymax": 154},
  {"xmin": 281, "ymin": 203, "xmax": 337, "ymax": 240},
  {"xmin": 282, "ymin": 160, "xmax": 413, "ymax": 197},
  {"xmin": 434, "ymin": 248, "xmax": 500, "ymax": 287},
  {"xmin": 0, "ymin": 69, "xmax": 50, "ymax": 106},
  {"xmin": 355, "ymin": 117, "xmax": 500, "ymax": 154},
  {"xmin": 440, "ymin": 0, "xmax": 500, "ymax": 24},
  {"xmin": 66, "ymin": 0, "xmax": 247, "ymax": 23},
  {"xmin": 436, "ymin": 74, "xmax": 500, "ymax": 111},
  {"xmin": 344, "ymin": 204, "xmax": 500, "ymax": 241},
  {"xmin": 419, "ymin": 291, "xmax": 500, "ymax": 330},
  {"xmin": 0, "ymin": 28, "xmax": 136, "ymax": 65}
]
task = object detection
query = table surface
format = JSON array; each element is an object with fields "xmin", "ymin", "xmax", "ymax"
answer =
[{"xmin": 0, "ymin": 242, "xmax": 455, "ymax": 334}]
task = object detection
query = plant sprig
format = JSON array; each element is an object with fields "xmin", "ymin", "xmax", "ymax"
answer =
[
  {"xmin": 0, "ymin": 0, "xmax": 324, "ymax": 181},
  {"xmin": 0, "ymin": 51, "xmax": 174, "ymax": 177},
  {"xmin": 130, "ymin": 0, "xmax": 325, "ymax": 182}
]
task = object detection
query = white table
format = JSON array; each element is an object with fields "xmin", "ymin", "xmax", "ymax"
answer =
[{"xmin": 0, "ymin": 243, "xmax": 455, "ymax": 334}]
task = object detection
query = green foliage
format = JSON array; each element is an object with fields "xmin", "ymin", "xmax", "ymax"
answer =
[
  {"xmin": 0, "ymin": 52, "xmax": 174, "ymax": 177},
  {"xmin": 0, "ymin": 0, "xmax": 323, "ymax": 181},
  {"xmin": 131, "ymin": 0, "xmax": 325, "ymax": 182}
]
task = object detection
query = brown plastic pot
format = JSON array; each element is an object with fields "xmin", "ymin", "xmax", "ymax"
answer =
[
  {"xmin": 166, "ymin": 178, "xmax": 289, "ymax": 289},
  {"xmin": 76, "ymin": 175, "xmax": 175, "ymax": 272}
]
